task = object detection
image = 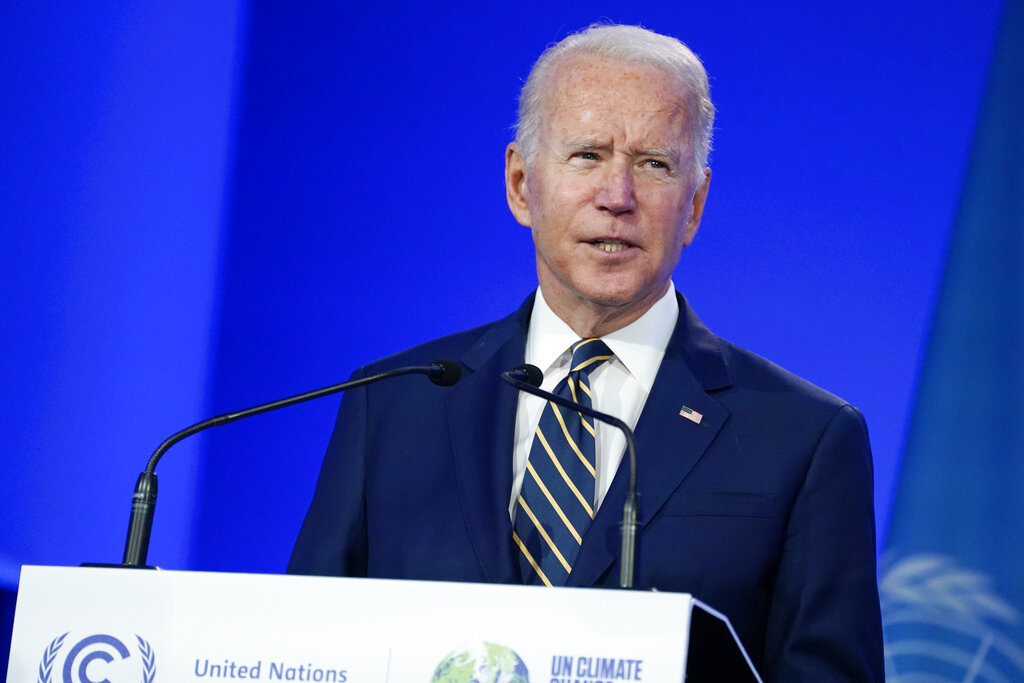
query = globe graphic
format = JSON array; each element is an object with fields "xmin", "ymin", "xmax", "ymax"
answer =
[
  {"xmin": 881, "ymin": 554, "xmax": 1024, "ymax": 681},
  {"xmin": 431, "ymin": 642, "xmax": 530, "ymax": 683}
]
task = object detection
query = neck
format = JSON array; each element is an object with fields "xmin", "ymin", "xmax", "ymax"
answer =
[{"xmin": 541, "ymin": 285, "xmax": 669, "ymax": 339}]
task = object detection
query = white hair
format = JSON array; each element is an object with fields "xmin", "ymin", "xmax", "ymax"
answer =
[{"xmin": 514, "ymin": 24, "xmax": 715, "ymax": 184}]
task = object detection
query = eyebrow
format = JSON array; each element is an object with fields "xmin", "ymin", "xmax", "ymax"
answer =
[
  {"xmin": 564, "ymin": 137, "xmax": 603, "ymax": 151},
  {"xmin": 563, "ymin": 139, "xmax": 681, "ymax": 165},
  {"xmin": 638, "ymin": 147, "xmax": 678, "ymax": 162}
]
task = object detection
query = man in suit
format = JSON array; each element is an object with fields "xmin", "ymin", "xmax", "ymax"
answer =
[{"xmin": 289, "ymin": 24, "xmax": 883, "ymax": 680}]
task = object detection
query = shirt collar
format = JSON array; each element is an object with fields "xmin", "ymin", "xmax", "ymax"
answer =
[{"xmin": 525, "ymin": 285, "xmax": 679, "ymax": 393}]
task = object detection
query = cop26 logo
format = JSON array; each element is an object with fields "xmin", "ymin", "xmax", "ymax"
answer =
[{"xmin": 37, "ymin": 633, "xmax": 156, "ymax": 683}]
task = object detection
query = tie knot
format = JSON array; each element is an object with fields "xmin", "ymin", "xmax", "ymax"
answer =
[{"xmin": 568, "ymin": 338, "xmax": 613, "ymax": 375}]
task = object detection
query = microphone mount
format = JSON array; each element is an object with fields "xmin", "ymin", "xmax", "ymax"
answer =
[
  {"xmin": 502, "ymin": 365, "xmax": 639, "ymax": 589},
  {"xmin": 121, "ymin": 359, "xmax": 461, "ymax": 568}
]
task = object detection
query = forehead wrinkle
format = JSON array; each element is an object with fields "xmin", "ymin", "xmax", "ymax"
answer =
[{"xmin": 539, "ymin": 60, "xmax": 695, "ymax": 168}]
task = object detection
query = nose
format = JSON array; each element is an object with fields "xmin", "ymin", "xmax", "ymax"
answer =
[{"xmin": 595, "ymin": 159, "xmax": 637, "ymax": 216}]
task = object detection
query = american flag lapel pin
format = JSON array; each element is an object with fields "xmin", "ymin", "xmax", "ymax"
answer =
[{"xmin": 678, "ymin": 405, "xmax": 703, "ymax": 424}]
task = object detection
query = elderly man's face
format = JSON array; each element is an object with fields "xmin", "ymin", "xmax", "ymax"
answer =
[{"xmin": 506, "ymin": 55, "xmax": 710, "ymax": 334}]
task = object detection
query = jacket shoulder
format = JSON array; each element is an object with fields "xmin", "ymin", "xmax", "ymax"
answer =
[{"xmin": 714, "ymin": 338, "xmax": 868, "ymax": 439}]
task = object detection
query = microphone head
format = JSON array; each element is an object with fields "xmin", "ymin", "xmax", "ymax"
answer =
[
  {"xmin": 514, "ymin": 364, "xmax": 544, "ymax": 388},
  {"xmin": 428, "ymin": 359, "xmax": 462, "ymax": 386}
]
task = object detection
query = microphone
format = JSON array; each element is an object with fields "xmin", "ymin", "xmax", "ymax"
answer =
[
  {"xmin": 121, "ymin": 359, "xmax": 462, "ymax": 568},
  {"xmin": 502, "ymin": 364, "xmax": 639, "ymax": 589}
]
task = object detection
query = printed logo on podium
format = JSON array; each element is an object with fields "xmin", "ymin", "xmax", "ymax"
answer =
[
  {"xmin": 37, "ymin": 632, "xmax": 156, "ymax": 683},
  {"xmin": 431, "ymin": 642, "xmax": 529, "ymax": 682}
]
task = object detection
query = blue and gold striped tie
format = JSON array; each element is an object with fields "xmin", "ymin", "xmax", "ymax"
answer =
[{"xmin": 513, "ymin": 338, "xmax": 613, "ymax": 586}]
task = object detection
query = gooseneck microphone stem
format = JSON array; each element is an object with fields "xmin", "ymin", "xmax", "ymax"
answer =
[
  {"xmin": 502, "ymin": 366, "xmax": 639, "ymax": 589},
  {"xmin": 122, "ymin": 360, "xmax": 461, "ymax": 568}
]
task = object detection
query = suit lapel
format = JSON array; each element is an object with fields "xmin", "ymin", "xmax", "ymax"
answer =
[
  {"xmin": 448, "ymin": 297, "xmax": 533, "ymax": 583},
  {"xmin": 569, "ymin": 295, "xmax": 732, "ymax": 587}
]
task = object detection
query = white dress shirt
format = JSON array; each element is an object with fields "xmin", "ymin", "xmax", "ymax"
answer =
[{"xmin": 509, "ymin": 285, "xmax": 679, "ymax": 521}]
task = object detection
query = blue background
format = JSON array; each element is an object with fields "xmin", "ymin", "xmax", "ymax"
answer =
[
  {"xmin": 0, "ymin": 0, "xmax": 1005, "ymax": 627},
  {"xmin": 881, "ymin": 1, "xmax": 1024, "ymax": 676}
]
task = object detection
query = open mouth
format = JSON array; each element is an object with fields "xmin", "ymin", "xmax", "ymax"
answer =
[{"xmin": 590, "ymin": 239, "xmax": 630, "ymax": 253}]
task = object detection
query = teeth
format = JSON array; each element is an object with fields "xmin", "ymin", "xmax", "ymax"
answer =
[{"xmin": 595, "ymin": 240, "xmax": 627, "ymax": 253}]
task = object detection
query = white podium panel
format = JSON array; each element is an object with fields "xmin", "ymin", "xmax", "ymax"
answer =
[{"xmin": 5, "ymin": 565, "xmax": 741, "ymax": 683}]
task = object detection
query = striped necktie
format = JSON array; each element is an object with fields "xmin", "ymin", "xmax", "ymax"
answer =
[{"xmin": 513, "ymin": 338, "xmax": 613, "ymax": 586}]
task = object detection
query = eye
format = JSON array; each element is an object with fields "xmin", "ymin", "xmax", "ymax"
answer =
[
  {"xmin": 567, "ymin": 150, "xmax": 601, "ymax": 169},
  {"xmin": 643, "ymin": 158, "xmax": 668, "ymax": 170}
]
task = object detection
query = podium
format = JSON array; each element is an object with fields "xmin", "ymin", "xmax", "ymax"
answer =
[{"xmin": 6, "ymin": 565, "xmax": 760, "ymax": 682}]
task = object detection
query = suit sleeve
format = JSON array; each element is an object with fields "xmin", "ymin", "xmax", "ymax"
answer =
[
  {"xmin": 763, "ymin": 404, "xmax": 885, "ymax": 681},
  {"xmin": 287, "ymin": 370, "xmax": 370, "ymax": 577}
]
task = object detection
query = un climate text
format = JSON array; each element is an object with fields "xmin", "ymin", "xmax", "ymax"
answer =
[{"xmin": 550, "ymin": 655, "xmax": 643, "ymax": 681}]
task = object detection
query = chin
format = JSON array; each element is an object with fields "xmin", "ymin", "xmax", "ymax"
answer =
[
  {"xmin": 574, "ymin": 271, "xmax": 649, "ymax": 300},
  {"xmin": 576, "ymin": 285, "xmax": 649, "ymax": 310}
]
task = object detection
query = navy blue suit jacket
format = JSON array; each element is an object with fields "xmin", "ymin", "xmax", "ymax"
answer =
[{"xmin": 289, "ymin": 294, "xmax": 884, "ymax": 681}]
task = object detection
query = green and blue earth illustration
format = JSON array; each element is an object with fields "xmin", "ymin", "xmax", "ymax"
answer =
[{"xmin": 431, "ymin": 642, "xmax": 529, "ymax": 683}]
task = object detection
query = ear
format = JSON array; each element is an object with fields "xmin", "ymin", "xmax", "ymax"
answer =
[
  {"xmin": 682, "ymin": 167, "xmax": 711, "ymax": 246},
  {"xmin": 505, "ymin": 142, "xmax": 532, "ymax": 227}
]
